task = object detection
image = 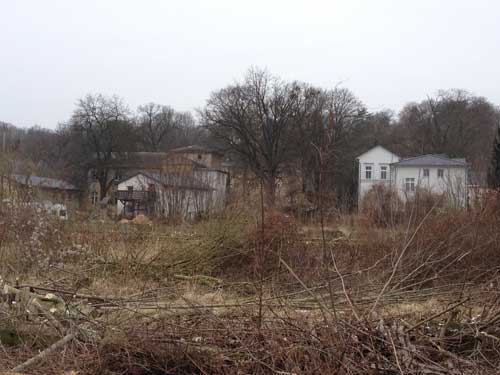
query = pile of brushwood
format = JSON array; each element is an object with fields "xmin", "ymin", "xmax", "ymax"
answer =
[{"xmin": 1, "ymin": 272, "xmax": 500, "ymax": 374}]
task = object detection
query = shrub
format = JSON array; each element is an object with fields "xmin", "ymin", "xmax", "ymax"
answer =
[
  {"xmin": 360, "ymin": 184, "xmax": 403, "ymax": 226},
  {"xmin": 0, "ymin": 203, "xmax": 84, "ymax": 273}
]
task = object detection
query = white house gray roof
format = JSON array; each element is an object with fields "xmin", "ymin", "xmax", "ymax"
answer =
[
  {"xmin": 11, "ymin": 174, "xmax": 79, "ymax": 191},
  {"xmin": 391, "ymin": 154, "xmax": 467, "ymax": 167}
]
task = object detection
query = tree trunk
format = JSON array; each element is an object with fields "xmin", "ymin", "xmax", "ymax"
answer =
[
  {"xmin": 98, "ymin": 172, "xmax": 110, "ymax": 201},
  {"xmin": 263, "ymin": 175, "xmax": 277, "ymax": 208}
]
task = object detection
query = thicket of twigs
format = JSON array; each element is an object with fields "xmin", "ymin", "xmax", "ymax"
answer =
[
  {"xmin": 359, "ymin": 185, "xmax": 459, "ymax": 228},
  {"xmin": 1, "ymin": 196, "xmax": 500, "ymax": 374}
]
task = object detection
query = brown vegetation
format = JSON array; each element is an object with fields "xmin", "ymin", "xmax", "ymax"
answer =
[{"xmin": 0, "ymin": 195, "xmax": 500, "ymax": 374}]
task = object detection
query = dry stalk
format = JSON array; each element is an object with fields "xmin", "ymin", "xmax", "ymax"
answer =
[{"xmin": 369, "ymin": 204, "xmax": 437, "ymax": 316}]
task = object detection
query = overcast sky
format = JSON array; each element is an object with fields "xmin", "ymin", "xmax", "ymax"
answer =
[{"xmin": 1, "ymin": 0, "xmax": 499, "ymax": 129}]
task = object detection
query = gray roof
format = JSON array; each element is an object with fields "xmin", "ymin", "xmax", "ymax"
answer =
[
  {"xmin": 121, "ymin": 172, "xmax": 213, "ymax": 191},
  {"xmin": 391, "ymin": 154, "xmax": 467, "ymax": 167},
  {"xmin": 99, "ymin": 152, "xmax": 207, "ymax": 169},
  {"xmin": 11, "ymin": 174, "xmax": 79, "ymax": 191},
  {"xmin": 169, "ymin": 145, "xmax": 223, "ymax": 155}
]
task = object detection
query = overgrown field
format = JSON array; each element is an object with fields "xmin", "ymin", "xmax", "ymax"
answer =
[{"xmin": 1, "ymin": 202, "xmax": 500, "ymax": 374}]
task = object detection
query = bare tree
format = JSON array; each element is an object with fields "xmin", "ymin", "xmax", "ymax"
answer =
[
  {"xmin": 488, "ymin": 125, "xmax": 500, "ymax": 189},
  {"xmin": 136, "ymin": 103, "xmax": 177, "ymax": 151},
  {"xmin": 397, "ymin": 89, "xmax": 500, "ymax": 184},
  {"xmin": 0, "ymin": 121, "xmax": 22, "ymax": 153},
  {"xmin": 67, "ymin": 93, "xmax": 133, "ymax": 199},
  {"xmin": 203, "ymin": 68, "xmax": 305, "ymax": 206},
  {"xmin": 295, "ymin": 87, "xmax": 368, "ymax": 200}
]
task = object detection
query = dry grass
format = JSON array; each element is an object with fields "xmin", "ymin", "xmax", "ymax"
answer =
[{"xmin": 1, "ymin": 199, "xmax": 500, "ymax": 374}]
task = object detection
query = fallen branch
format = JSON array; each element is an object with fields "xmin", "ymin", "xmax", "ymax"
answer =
[
  {"xmin": 405, "ymin": 298, "xmax": 468, "ymax": 333},
  {"xmin": 10, "ymin": 333, "xmax": 76, "ymax": 373},
  {"xmin": 16, "ymin": 285, "xmax": 111, "ymax": 302}
]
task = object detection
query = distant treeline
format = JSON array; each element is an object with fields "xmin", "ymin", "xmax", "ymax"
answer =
[{"xmin": 2, "ymin": 68, "xmax": 499, "ymax": 207}]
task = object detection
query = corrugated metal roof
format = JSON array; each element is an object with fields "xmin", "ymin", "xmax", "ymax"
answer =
[
  {"xmin": 391, "ymin": 154, "xmax": 467, "ymax": 167},
  {"xmin": 11, "ymin": 174, "xmax": 79, "ymax": 191}
]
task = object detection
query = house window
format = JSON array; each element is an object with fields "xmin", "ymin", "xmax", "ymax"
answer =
[
  {"xmin": 197, "ymin": 154, "xmax": 202, "ymax": 160},
  {"xmin": 423, "ymin": 169, "xmax": 429, "ymax": 177},
  {"xmin": 380, "ymin": 166, "xmax": 388, "ymax": 180},
  {"xmin": 438, "ymin": 169, "xmax": 444, "ymax": 178},
  {"xmin": 404, "ymin": 178, "xmax": 415, "ymax": 192},
  {"xmin": 365, "ymin": 165, "xmax": 372, "ymax": 179}
]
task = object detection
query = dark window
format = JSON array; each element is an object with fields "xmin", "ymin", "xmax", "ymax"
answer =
[
  {"xmin": 423, "ymin": 169, "xmax": 429, "ymax": 177},
  {"xmin": 438, "ymin": 169, "xmax": 444, "ymax": 178},
  {"xmin": 365, "ymin": 165, "xmax": 372, "ymax": 179},
  {"xmin": 380, "ymin": 166, "xmax": 387, "ymax": 180},
  {"xmin": 405, "ymin": 178, "xmax": 415, "ymax": 192}
]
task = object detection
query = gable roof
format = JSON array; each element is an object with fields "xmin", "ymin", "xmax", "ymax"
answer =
[
  {"xmin": 356, "ymin": 145, "xmax": 400, "ymax": 160},
  {"xmin": 169, "ymin": 145, "xmax": 223, "ymax": 156},
  {"xmin": 119, "ymin": 172, "xmax": 213, "ymax": 191},
  {"xmin": 99, "ymin": 152, "xmax": 207, "ymax": 169},
  {"xmin": 391, "ymin": 154, "xmax": 467, "ymax": 167},
  {"xmin": 10, "ymin": 174, "xmax": 79, "ymax": 191}
]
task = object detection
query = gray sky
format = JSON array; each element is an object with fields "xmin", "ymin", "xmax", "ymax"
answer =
[{"xmin": 2, "ymin": 0, "xmax": 499, "ymax": 129}]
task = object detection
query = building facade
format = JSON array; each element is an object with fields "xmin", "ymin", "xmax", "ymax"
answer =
[
  {"xmin": 116, "ymin": 172, "xmax": 214, "ymax": 220},
  {"xmin": 357, "ymin": 146, "xmax": 468, "ymax": 208},
  {"xmin": 86, "ymin": 146, "xmax": 229, "ymax": 219},
  {"xmin": 356, "ymin": 146, "xmax": 400, "ymax": 207}
]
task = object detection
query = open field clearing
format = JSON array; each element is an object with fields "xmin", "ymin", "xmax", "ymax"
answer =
[{"xmin": 1, "ymin": 204, "xmax": 500, "ymax": 374}]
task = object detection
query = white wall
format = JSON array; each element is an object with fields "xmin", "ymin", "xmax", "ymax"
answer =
[
  {"xmin": 393, "ymin": 166, "xmax": 467, "ymax": 207},
  {"xmin": 157, "ymin": 186, "xmax": 211, "ymax": 219},
  {"xmin": 194, "ymin": 169, "xmax": 228, "ymax": 210},
  {"xmin": 116, "ymin": 174, "xmax": 155, "ymax": 215},
  {"xmin": 357, "ymin": 146, "xmax": 400, "ymax": 205},
  {"xmin": 117, "ymin": 173, "xmax": 215, "ymax": 219}
]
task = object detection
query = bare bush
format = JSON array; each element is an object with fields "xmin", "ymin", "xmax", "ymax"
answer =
[
  {"xmin": 360, "ymin": 184, "xmax": 402, "ymax": 226},
  {"xmin": 1, "ymin": 197, "xmax": 500, "ymax": 374}
]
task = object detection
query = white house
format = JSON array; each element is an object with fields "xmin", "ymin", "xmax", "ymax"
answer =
[
  {"xmin": 391, "ymin": 155, "xmax": 468, "ymax": 207},
  {"xmin": 356, "ymin": 146, "xmax": 400, "ymax": 207},
  {"xmin": 357, "ymin": 146, "xmax": 468, "ymax": 208}
]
